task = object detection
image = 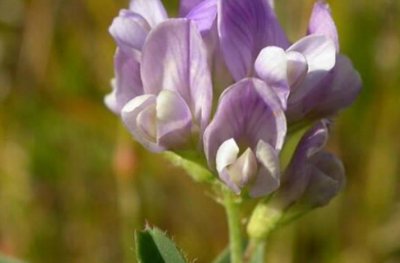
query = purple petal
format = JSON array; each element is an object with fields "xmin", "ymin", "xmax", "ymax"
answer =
[
  {"xmin": 303, "ymin": 151, "xmax": 345, "ymax": 207},
  {"xmin": 286, "ymin": 51, "xmax": 309, "ymax": 86},
  {"xmin": 249, "ymin": 140, "xmax": 280, "ymax": 198},
  {"xmin": 186, "ymin": 0, "xmax": 217, "ymax": 33},
  {"xmin": 286, "ymin": 35, "xmax": 337, "ymax": 121},
  {"xmin": 255, "ymin": 47, "xmax": 308, "ymax": 108},
  {"xmin": 216, "ymin": 138, "xmax": 240, "ymax": 174},
  {"xmin": 216, "ymin": 139, "xmax": 241, "ymax": 193},
  {"xmin": 109, "ymin": 9, "xmax": 150, "ymax": 52},
  {"xmin": 121, "ymin": 90, "xmax": 192, "ymax": 152},
  {"xmin": 288, "ymin": 35, "xmax": 336, "ymax": 73},
  {"xmin": 218, "ymin": 0, "xmax": 289, "ymax": 81},
  {"xmin": 105, "ymin": 49, "xmax": 143, "ymax": 114},
  {"xmin": 255, "ymin": 47, "xmax": 289, "ymax": 107},
  {"xmin": 308, "ymin": 0, "xmax": 339, "ymax": 52},
  {"xmin": 129, "ymin": 0, "xmax": 167, "ymax": 28},
  {"xmin": 278, "ymin": 121, "xmax": 329, "ymax": 205},
  {"xmin": 156, "ymin": 90, "xmax": 193, "ymax": 149},
  {"xmin": 180, "ymin": 0, "xmax": 204, "ymax": 16},
  {"xmin": 287, "ymin": 55, "xmax": 361, "ymax": 123},
  {"xmin": 307, "ymin": 55, "xmax": 362, "ymax": 118},
  {"xmin": 121, "ymin": 94, "xmax": 163, "ymax": 152},
  {"xmin": 216, "ymin": 139, "xmax": 259, "ymax": 194},
  {"xmin": 141, "ymin": 19, "xmax": 213, "ymax": 131},
  {"xmin": 203, "ymin": 78, "xmax": 286, "ymax": 168}
]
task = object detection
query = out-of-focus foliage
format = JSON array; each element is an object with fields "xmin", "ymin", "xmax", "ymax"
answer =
[{"xmin": 0, "ymin": 0, "xmax": 399, "ymax": 262}]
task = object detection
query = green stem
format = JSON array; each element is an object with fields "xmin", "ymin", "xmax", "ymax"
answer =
[
  {"xmin": 223, "ymin": 191, "xmax": 243, "ymax": 263},
  {"xmin": 243, "ymin": 239, "xmax": 265, "ymax": 263}
]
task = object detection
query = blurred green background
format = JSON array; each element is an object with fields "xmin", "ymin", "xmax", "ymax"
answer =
[{"xmin": 0, "ymin": 0, "xmax": 399, "ymax": 262}]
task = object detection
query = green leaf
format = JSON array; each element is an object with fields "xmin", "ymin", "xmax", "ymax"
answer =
[
  {"xmin": 0, "ymin": 254, "xmax": 25, "ymax": 263},
  {"xmin": 135, "ymin": 227, "xmax": 187, "ymax": 263},
  {"xmin": 163, "ymin": 151, "xmax": 215, "ymax": 183},
  {"xmin": 212, "ymin": 247, "xmax": 230, "ymax": 263}
]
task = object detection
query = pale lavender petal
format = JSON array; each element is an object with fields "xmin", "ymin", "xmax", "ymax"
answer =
[
  {"xmin": 304, "ymin": 152, "xmax": 345, "ymax": 207},
  {"xmin": 255, "ymin": 46, "xmax": 289, "ymax": 107},
  {"xmin": 186, "ymin": 0, "xmax": 217, "ymax": 33},
  {"xmin": 216, "ymin": 139, "xmax": 241, "ymax": 193},
  {"xmin": 255, "ymin": 47, "xmax": 307, "ymax": 108},
  {"xmin": 249, "ymin": 140, "xmax": 280, "ymax": 198},
  {"xmin": 109, "ymin": 9, "xmax": 150, "ymax": 51},
  {"xmin": 218, "ymin": 0, "xmax": 289, "ymax": 80},
  {"xmin": 219, "ymin": 170, "xmax": 241, "ymax": 194},
  {"xmin": 268, "ymin": 0, "xmax": 275, "ymax": 9},
  {"xmin": 308, "ymin": 0, "xmax": 339, "ymax": 52},
  {"xmin": 286, "ymin": 51, "xmax": 308, "ymax": 87},
  {"xmin": 141, "ymin": 19, "xmax": 212, "ymax": 131},
  {"xmin": 203, "ymin": 78, "xmax": 286, "ymax": 168},
  {"xmin": 288, "ymin": 35, "xmax": 336, "ymax": 73},
  {"xmin": 234, "ymin": 148, "xmax": 258, "ymax": 187},
  {"xmin": 156, "ymin": 90, "xmax": 193, "ymax": 149},
  {"xmin": 104, "ymin": 81, "xmax": 119, "ymax": 113},
  {"xmin": 286, "ymin": 35, "xmax": 337, "ymax": 119},
  {"xmin": 217, "ymin": 140, "xmax": 258, "ymax": 194},
  {"xmin": 129, "ymin": 0, "xmax": 167, "ymax": 28},
  {"xmin": 180, "ymin": 0, "xmax": 204, "ymax": 16},
  {"xmin": 121, "ymin": 94, "xmax": 164, "ymax": 152},
  {"xmin": 105, "ymin": 49, "xmax": 143, "ymax": 114},
  {"xmin": 216, "ymin": 138, "xmax": 239, "ymax": 174},
  {"xmin": 121, "ymin": 90, "xmax": 193, "ymax": 152}
]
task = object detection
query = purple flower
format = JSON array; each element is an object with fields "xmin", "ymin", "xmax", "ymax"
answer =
[
  {"xmin": 186, "ymin": 0, "xmax": 361, "ymax": 124},
  {"xmin": 203, "ymin": 78, "xmax": 286, "ymax": 198},
  {"xmin": 121, "ymin": 19, "xmax": 212, "ymax": 152},
  {"xmin": 276, "ymin": 120, "xmax": 345, "ymax": 208},
  {"xmin": 106, "ymin": 0, "xmax": 169, "ymax": 114},
  {"xmin": 255, "ymin": 34, "xmax": 336, "ymax": 109},
  {"xmin": 105, "ymin": 0, "xmax": 360, "ymax": 200},
  {"xmin": 285, "ymin": 1, "xmax": 362, "ymax": 124},
  {"xmin": 106, "ymin": 1, "xmax": 215, "ymax": 152}
]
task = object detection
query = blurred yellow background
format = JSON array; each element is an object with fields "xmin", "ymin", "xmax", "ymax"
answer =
[{"xmin": 0, "ymin": 0, "xmax": 399, "ymax": 262}]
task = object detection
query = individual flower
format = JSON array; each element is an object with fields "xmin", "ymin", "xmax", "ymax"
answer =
[
  {"xmin": 105, "ymin": 0, "xmax": 213, "ymax": 152},
  {"xmin": 255, "ymin": 34, "xmax": 336, "ymax": 109},
  {"xmin": 247, "ymin": 120, "xmax": 345, "ymax": 240},
  {"xmin": 105, "ymin": 0, "xmax": 168, "ymax": 114},
  {"xmin": 285, "ymin": 1, "xmax": 362, "ymax": 124},
  {"xmin": 121, "ymin": 19, "xmax": 212, "ymax": 152},
  {"xmin": 203, "ymin": 78, "xmax": 286, "ymax": 198},
  {"xmin": 275, "ymin": 120, "xmax": 345, "ymax": 209},
  {"xmin": 105, "ymin": 0, "xmax": 213, "ymax": 114}
]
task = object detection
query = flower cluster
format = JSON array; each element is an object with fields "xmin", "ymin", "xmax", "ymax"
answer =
[{"xmin": 106, "ymin": 0, "xmax": 361, "ymax": 205}]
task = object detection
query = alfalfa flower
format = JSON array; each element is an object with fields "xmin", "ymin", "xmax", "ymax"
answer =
[
  {"xmin": 203, "ymin": 78, "xmax": 286, "ymax": 198},
  {"xmin": 105, "ymin": 1, "xmax": 362, "ymax": 261}
]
